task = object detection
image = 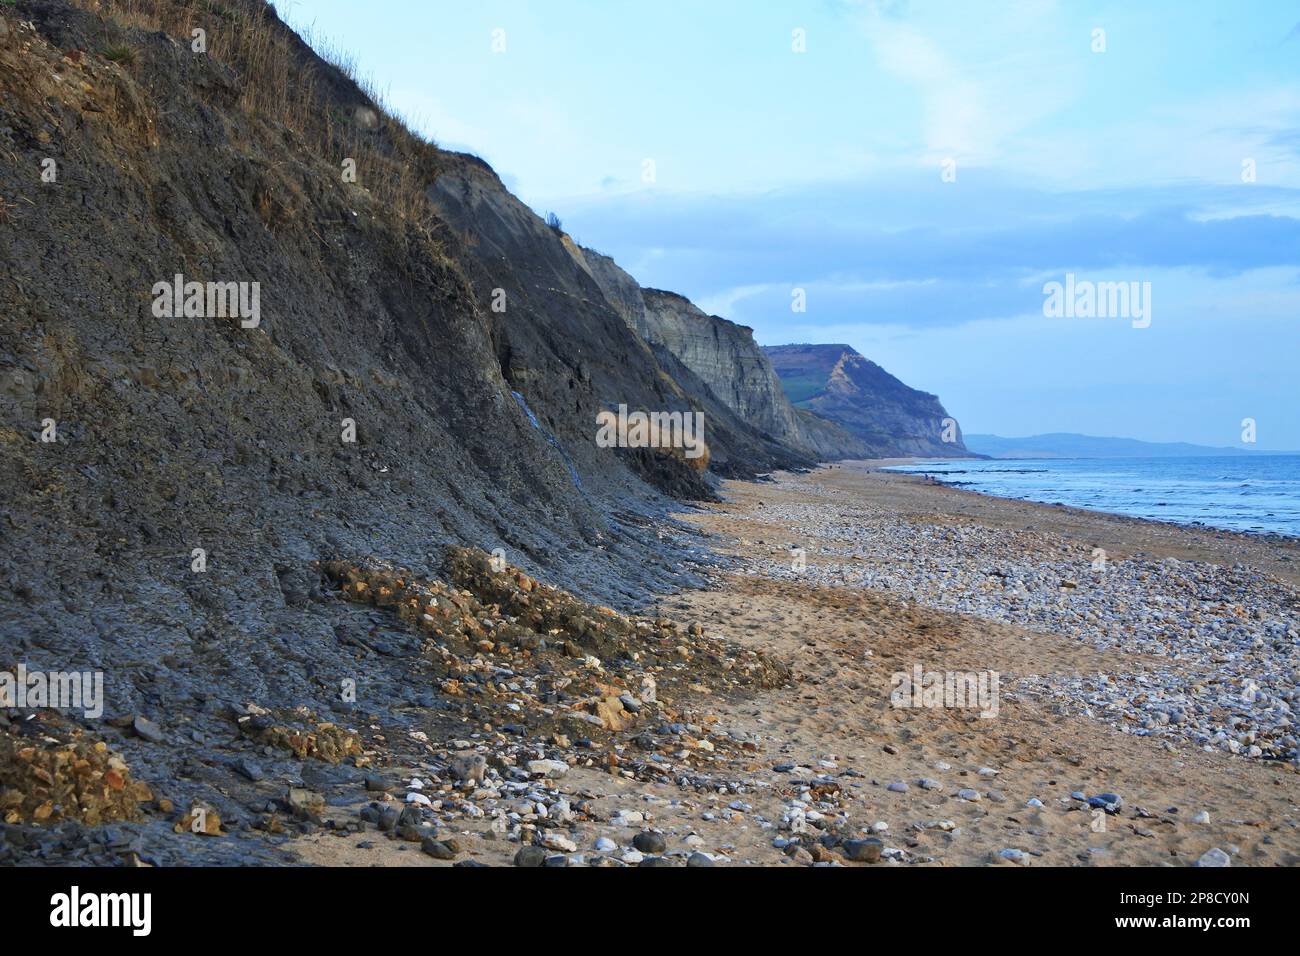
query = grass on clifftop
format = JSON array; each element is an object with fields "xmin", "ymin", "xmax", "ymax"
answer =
[{"xmin": 71, "ymin": 0, "xmax": 447, "ymax": 238}]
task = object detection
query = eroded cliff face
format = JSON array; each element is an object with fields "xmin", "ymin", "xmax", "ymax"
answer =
[
  {"xmin": 0, "ymin": 0, "xmax": 819, "ymax": 643},
  {"xmin": 639, "ymin": 290, "xmax": 803, "ymax": 439},
  {"xmin": 765, "ymin": 345, "xmax": 970, "ymax": 458},
  {"xmin": 581, "ymin": 251, "xmax": 867, "ymax": 461},
  {"xmin": 2, "ymin": 3, "xmax": 756, "ymax": 865},
  {"xmin": 423, "ymin": 173, "xmax": 814, "ymax": 484}
]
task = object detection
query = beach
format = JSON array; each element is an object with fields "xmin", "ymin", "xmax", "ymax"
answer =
[{"xmin": 291, "ymin": 462, "xmax": 1300, "ymax": 866}]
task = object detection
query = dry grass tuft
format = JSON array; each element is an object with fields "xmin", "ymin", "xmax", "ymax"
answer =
[
  {"xmin": 101, "ymin": 43, "xmax": 138, "ymax": 65},
  {"xmin": 69, "ymin": 0, "xmax": 447, "ymax": 245}
]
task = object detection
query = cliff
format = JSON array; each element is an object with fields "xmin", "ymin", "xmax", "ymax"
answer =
[
  {"xmin": 424, "ymin": 171, "xmax": 815, "ymax": 486},
  {"xmin": 582, "ymin": 252, "xmax": 868, "ymax": 461},
  {"xmin": 764, "ymin": 344, "xmax": 970, "ymax": 457},
  {"xmin": 0, "ymin": 0, "xmax": 814, "ymax": 863},
  {"xmin": 0, "ymin": 0, "xmax": 824, "ymax": 643}
]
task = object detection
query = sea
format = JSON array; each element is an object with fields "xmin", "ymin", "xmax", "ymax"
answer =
[{"xmin": 885, "ymin": 454, "xmax": 1300, "ymax": 537}]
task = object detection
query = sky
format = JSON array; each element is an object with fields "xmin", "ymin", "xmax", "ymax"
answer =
[{"xmin": 278, "ymin": 0, "xmax": 1300, "ymax": 449}]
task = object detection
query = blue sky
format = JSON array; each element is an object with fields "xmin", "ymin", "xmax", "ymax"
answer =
[{"xmin": 280, "ymin": 0, "xmax": 1300, "ymax": 449}]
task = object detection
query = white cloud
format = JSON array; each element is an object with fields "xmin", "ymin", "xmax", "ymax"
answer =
[{"xmin": 848, "ymin": 0, "xmax": 1076, "ymax": 168}]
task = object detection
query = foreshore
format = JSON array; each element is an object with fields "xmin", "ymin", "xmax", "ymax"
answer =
[
  {"xmin": 657, "ymin": 461, "xmax": 1300, "ymax": 864},
  {"xmin": 290, "ymin": 461, "xmax": 1299, "ymax": 866}
]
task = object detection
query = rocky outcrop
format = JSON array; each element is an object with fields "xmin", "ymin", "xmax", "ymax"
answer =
[
  {"xmin": 764, "ymin": 345, "xmax": 970, "ymax": 457},
  {"xmin": 638, "ymin": 290, "xmax": 804, "ymax": 440},
  {"xmin": 581, "ymin": 251, "xmax": 867, "ymax": 461}
]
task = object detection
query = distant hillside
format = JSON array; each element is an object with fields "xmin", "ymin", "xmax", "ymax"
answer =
[
  {"xmin": 965, "ymin": 433, "xmax": 1276, "ymax": 459},
  {"xmin": 763, "ymin": 344, "xmax": 971, "ymax": 458}
]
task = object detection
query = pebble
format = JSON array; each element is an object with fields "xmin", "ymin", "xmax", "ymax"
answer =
[
  {"xmin": 287, "ymin": 787, "xmax": 324, "ymax": 815},
  {"xmin": 421, "ymin": 838, "xmax": 456, "ymax": 860},
  {"xmin": 450, "ymin": 754, "xmax": 487, "ymax": 785},
  {"xmin": 632, "ymin": 830, "xmax": 668, "ymax": 854},
  {"xmin": 916, "ymin": 819, "xmax": 956, "ymax": 831},
  {"xmin": 539, "ymin": 832, "xmax": 577, "ymax": 853},
  {"xmin": 1194, "ymin": 847, "xmax": 1231, "ymax": 867},
  {"xmin": 526, "ymin": 759, "xmax": 569, "ymax": 778},
  {"xmin": 842, "ymin": 838, "xmax": 883, "ymax": 863},
  {"xmin": 514, "ymin": 846, "xmax": 547, "ymax": 867},
  {"xmin": 1088, "ymin": 793, "xmax": 1122, "ymax": 814},
  {"xmin": 132, "ymin": 716, "xmax": 165, "ymax": 744}
]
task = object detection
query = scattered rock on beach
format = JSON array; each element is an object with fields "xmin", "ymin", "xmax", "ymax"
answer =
[
  {"xmin": 842, "ymin": 838, "xmax": 883, "ymax": 863},
  {"xmin": 633, "ymin": 830, "xmax": 668, "ymax": 854},
  {"xmin": 421, "ymin": 838, "xmax": 457, "ymax": 860},
  {"xmin": 1194, "ymin": 848, "xmax": 1231, "ymax": 867},
  {"xmin": 514, "ymin": 846, "xmax": 548, "ymax": 867}
]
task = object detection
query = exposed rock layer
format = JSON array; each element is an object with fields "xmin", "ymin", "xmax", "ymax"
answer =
[
  {"xmin": 582, "ymin": 252, "xmax": 867, "ymax": 461},
  {"xmin": 765, "ymin": 344, "xmax": 970, "ymax": 457}
]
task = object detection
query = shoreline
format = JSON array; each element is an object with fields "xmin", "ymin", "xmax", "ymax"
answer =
[
  {"xmin": 676, "ymin": 463, "xmax": 1299, "ymax": 761},
  {"xmin": 868, "ymin": 456, "xmax": 1300, "ymax": 544},
  {"xmin": 821, "ymin": 459, "xmax": 1300, "ymax": 586},
  {"xmin": 655, "ymin": 463, "xmax": 1300, "ymax": 864}
]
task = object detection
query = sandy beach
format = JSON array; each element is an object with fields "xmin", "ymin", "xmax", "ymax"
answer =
[{"xmin": 291, "ymin": 462, "xmax": 1300, "ymax": 867}]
